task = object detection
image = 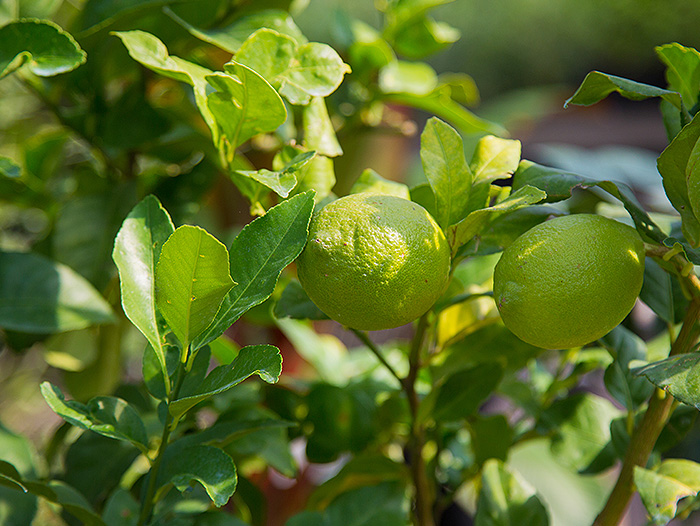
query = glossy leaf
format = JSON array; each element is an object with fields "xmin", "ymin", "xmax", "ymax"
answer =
[
  {"xmin": 113, "ymin": 195, "xmax": 174, "ymax": 390},
  {"xmin": 420, "ymin": 117, "xmax": 472, "ymax": 228},
  {"xmin": 640, "ymin": 258, "xmax": 675, "ymax": 323},
  {"xmin": 636, "ymin": 353, "xmax": 700, "ymax": 409},
  {"xmin": 634, "ymin": 466, "xmax": 695, "ymax": 525},
  {"xmin": 235, "ymin": 29, "xmax": 349, "ymax": 105},
  {"xmin": 350, "ymin": 168, "xmax": 411, "ymax": 199},
  {"xmin": 471, "ymin": 135, "xmax": 522, "ymax": 182},
  {"xmin": 418, "ymin": 363, "xmax": 503, "ymax": 424},
  {"xmin": 303, "ymin": 96, "xmax": 343, "ymax": 157},
  {"xmin": 192, "ymin": 191, "xmax": 315, "ymax": 348},
  {"xmin": 474, "ymin": 459, "xmax": 549, "ymax": 526},
  {"xmin": 446, "ymin": 185, "xmax": 546, "ymax": 256},
  {"xmin": 0, "ymin": 251, "xmax": 114, "ymax": 333},
  {"xmin": 512, "ymin": 160, "xmax": 666, "ymax": 243},
  {"xmin": 40, "ymin": 382, "xmax": 148, "ymax": 454},
  {"xmin": 235, "ymin": 151, "xmax": 314, "ymax": 198},
  {"xmin": 165, "ymin": 7, "xmax": 306, "ymax": 53},
  {"xmin": 169, "ymin": 344, "xmax": 282, "ymax": 421},
  {"xmin": 564, "ymin": 71, "xmax": 684, "ymax": 111},
  {"xmin": 207, "ymin": 62, "xmax": 287, "ymax": 152},
  {"xmin": 274, "ymin": 280, "xmax": 328, "ymax": 320},
  {"xmin": 0, "ymin": 19, "xmax": 85, "ymax": 79},
  {"xmin": 658, "ymin": 111, "xmax": 700, "ymax": 246},
  {"xmin": 155, "ymin": 225, "xmax": 235, "ymax": 349},
  {"xmin": 159, "ymin": 445, "xmax": 236, "ymax": 507}
]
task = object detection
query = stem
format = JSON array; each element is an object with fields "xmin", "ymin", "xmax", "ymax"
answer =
[
  {"xmin": 404, "ymin": 314, "xmax": 436, "ymax": 526},
  {"xmin": 137, "ymin": 353, "xmax": 189, "ymax": 526},
  {"xmin": 350, "ymin": 328, "xmax": 403, "ymax": 387},
  {"xmin": 593, "ymin": 297, "xmax": 700, "ymax": 526}
]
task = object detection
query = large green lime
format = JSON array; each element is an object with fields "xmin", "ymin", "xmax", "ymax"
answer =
[
  {"xmin": 296, "ymin": 193, "xmax": 451, "ymax": 331},
  {"xmin": 493, "ymin": 214, "xmax": 645, "ymax": 349}
]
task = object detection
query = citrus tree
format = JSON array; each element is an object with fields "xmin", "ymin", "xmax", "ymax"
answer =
[{"xmin": 1, "ymin": 2, "xmax": 700, "ymax": 526}]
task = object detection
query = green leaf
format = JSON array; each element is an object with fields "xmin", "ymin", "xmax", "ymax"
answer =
[
  {"xmin": 379, "ymin": 60, "xmax": 438, "ymax": 96},
  {"xmin": 420, "ymin": 117, "xmax": 472, "ymax": 228},
  {"xmin": 471, "ymin": 135, "xmax": 522, "ymax": 182},
  {"xmin": 155, "ymin": 225, "xmax": 235, "ymax": 349},
  {"xmin": 0, "ymin": 251, "xmax": 114, "ymax": 333},
  {"xmin": 658, "ymin": 459, "xmax": 700, "ymax": 492},
  {"xmin": 113, "ymin": 30, "xmax": 218, "ymax": 140},
  {"xmin": 471, "ymin": 415, "xmax": 513, "ymax": 467},
  {"xmin": 640, "ymin": 258, "xmax": 675, "ymax": 323},
  {"xmin": 392, "ymin": 15, "xmax": 459, "ymax": 60},
  {"xmin": 0, "ymin": 156, "xmax": 20, "ymax": 178},
  {"xmin": 512, "ymin": 160, "xmax": 666, "ymax": 243},
  {"xmin": 113, "ymin": 195, "xmax": 175, "ymax": 394},
  {"xmin": 349, "ymin": 168, "xmax": 411, "ymax": 199},
  {"xmin": 656, "ymin": 43, "xmax": 700, "ymax": 109},
  {"xmin": 165, "ymin": 7, "xmax": 306, "ymax": 54},
  {"xmin": 636, "ymin": 353, "xmax": 700, "ymax": 409},
  {"xmin": 43, "ymin": 328, "xmax": 98, "ymax": 372},
  {"xmin": 192, "ymin": 191, "xmax": 315, "ymax": 348},
  {"xmin": 40, "ymin": 383, "xmax": 148, "ymax": 453},
  {"xmin": 25, "ymin": 480, "xmax": 105, "ymax": 525},
  {"xmin": 102, "ymin": 488, "xmax": 139, "ymax": 526},
  {"xmin": 206, "ymin": 62, "xmax": 287, "ymax": 151},
  {"xmin": 634, "ymin": 466, "xmax": 695, "ymax": 525},
  {"xmin": 159, "ymin": 445, "xmax": 236, "ymax": 507},
  {"xmin": 418, "ymin": 363, "xmax": 503, "ymax": 424},
  {"xmin": 234, "ymin": 29, "xmax": 349, "ymax": 105},
  {"xmin": 564, "ymin": 71, "xmax": 684, "ymax": 111},
  {"xmin": 474, "ymin": 459, "xmax": 549, "ymax": 526},
  {"xmin": 169, "ymin": 344, "xmax": 282, "ymax": 421},
  {"xmin": 446, "ymin": 185, "xmax": 546, "ymax": 256},
  {"xmin": 303, "ymin": 96, "xmax": 343, "ymax": 157},
  {"xmin": 600, "ymin": 326, "xmax": 654, "ymax": 411},
  {"xmin": 235, "ymin": 151, "xmax": 314, "ymax": 198},
  {"xmin": 541, "ymin": 393, "xmax": 621, "ymax": 472},
  {"xmin": 0, "ymin": 19, "xmax": 86, "ymax": 79},
  {"xmin": 658, "ymin": 111, "xmax": 700, "ymax": 246},
  {"xmin": 274, "ymin": 280, "xmax": 328, "ymax": 320}
]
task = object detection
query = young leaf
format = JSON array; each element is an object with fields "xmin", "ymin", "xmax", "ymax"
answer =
[
  {"xmin": 303, "ymin": 96, "xmax": 343, "ymax": 157},
  {"xmin": 206, "ymin": 63, "xmax": 287, "ymax": 152},
  {"xmin": 159, "ymin": 445, "xmax": 237, "ymax": 507},
  {"xmin": 169, "ymin": 344, "xmax": 282, "ymax": 420},
  {"xmin": 512, "ymin": 160, "xmax": 666, "ymax": 243},
  {"xmin": 634, "ymin": 466, "xmax": 695, "ymax": 525},
  {"xmin": 40, "ymin": 383, "xmax": 148, "ymax": 454},
  {"xmin": 234, "ymin": 28, "xmax": 349, "ymax": 105},
  {"xmin": 474, "ymin": 459, "xmax": 549, "ymax": 526},
  {"xmin": 0, "ymin": 251, "xmax": 114, "ymax": 333},
  {"xmin": 656, "ymin": 43, "xmax": 700, "ymax": 108},
  {"xmin": 420, "ymin": 117, "xmax": 473, "ymax": 228},
  {"xmin": 470, "ymin": 135, "xmax": 522, "ymax": 182},
  {"xmin": 0, "ymin": 19, "xmax": 86, "ymax": 79},
  {"xmin": 155, "ymin": 225, "xmax": 235, "ymax": 350},
  {"xmin": 446, "ymin": 185, "xmax": 547, "ymax": 256},
  {"xmin": 379, "ymin": 60, "xmax": 438, "ymax": 96},
  {"xmin": 636, "ymin": 353, "xmax": 700, "ymax": 409},
  {"xmin": 350, "ymin": 168, "xmax": 411, "ymax": 199},
  {"xmin": 657, "ymin": 112, "xmax": 700, "ymax": 246},
  {"xmin": 113, "ymin": 195, "xmax": 174, "ymax": 392},
  {"xmin": 235, "ymin": 151, "xmax": 315, "ymax": 198},
  {"xmin": 564, "ymin": 71, "xmax": 684, "ymax": 111},
  {"xmin": 192, "ymin": 191, "xmax": 315, "ymax": 348}
]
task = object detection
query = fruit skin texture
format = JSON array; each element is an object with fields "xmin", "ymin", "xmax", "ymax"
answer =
[
  {"xmin": 296, "ymin": 193, "xmax": 451, "ymax": 331},
  {"xmin": 493, "ymin": 214, "xmax": 645, "ymax": 349}
]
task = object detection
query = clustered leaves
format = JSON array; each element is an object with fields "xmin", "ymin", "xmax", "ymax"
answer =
[{"xmin": 3, "ymin": 2, "xmax": 700, "ymax": 526}]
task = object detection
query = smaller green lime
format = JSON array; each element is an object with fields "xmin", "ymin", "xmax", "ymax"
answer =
[
  {"xmin": 493, "ymin": 214, "xmax": 645, "ymax": 349},
  {"xmin": 296, "ymin": 193, "xmax": 451, "ymax": 331}
]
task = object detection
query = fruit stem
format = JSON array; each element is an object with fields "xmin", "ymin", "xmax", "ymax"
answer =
[
  {"xmin": 592, "ymin": 296, "xmax": 700, "ymax": 526},
  {"xmin": 405, "ymin": 314, "xmax": 436, "ymax": 526},
  {"xmin": 350, "ymin": 328, "xmax": 403, "ymax": 387},
  {"xmin": 138, "ymin": 348, "xmax": 189, "ymax": 526}
]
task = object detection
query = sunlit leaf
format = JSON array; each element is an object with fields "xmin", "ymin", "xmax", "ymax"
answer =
[
  {"xmin": 634, "ymin": 466, "xmax": 695, "ymax": 525},
  {"xmin": 636, "ymin": 353, "xmax": 700, "ymax": 409},
  {"xmin": 349, "ymin": 168, "xmax": 411, "ymax": 199}
]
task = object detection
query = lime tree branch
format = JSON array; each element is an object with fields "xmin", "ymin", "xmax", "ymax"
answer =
[{"xmin": 593, "ymin": 296, "xmax": 700, "ymax": 526}]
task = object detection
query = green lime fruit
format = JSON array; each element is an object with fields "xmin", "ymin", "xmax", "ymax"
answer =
[
  {"xmin": 493, "ymin": 214, "xmax": 645, "ymax": 349},
  {"xmin": 296, "ymin": 193, "xmax": 451, "ymax": 331}
]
